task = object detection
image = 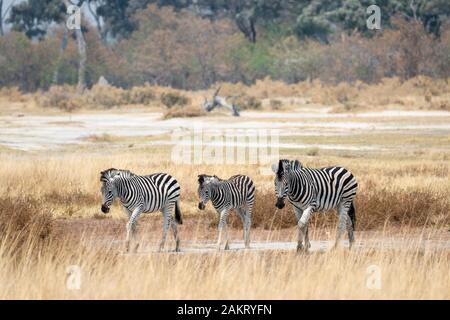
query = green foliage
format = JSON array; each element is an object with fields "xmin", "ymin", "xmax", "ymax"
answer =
[
  {"xmin": 8, "ymin": 0, "xmax": 65, "ymax": 38},
  {"xmin": 1, "ymin": 0, "xmax": 450, "ymax": 92}
]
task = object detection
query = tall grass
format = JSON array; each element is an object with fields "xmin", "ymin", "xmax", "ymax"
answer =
[
  {"xmin": 0, "ymin": 146, "xmax": 447, "ymax": 299},
  {"xmin": 0, "ymin": 216, "xmax": 448, "ymax": 299}
]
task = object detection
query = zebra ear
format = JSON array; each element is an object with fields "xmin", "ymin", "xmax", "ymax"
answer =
[
  {"xmin": 282, "ymin": 160, "xmax": 292, "ymax": 173},
  {"xmin": 293, "ymin": 160, "xmax": 302, "ymax": 169},
  {"xmin": 198, "ymin": 175, "xmax": 205, "ymax": 184},
  {"xmin": 271, "ymin": 162, "xmax": 279, "ymax": 173}
]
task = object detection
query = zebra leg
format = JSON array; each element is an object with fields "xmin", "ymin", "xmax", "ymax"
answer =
[
  {"xmin": 334, "ymin": 202, "xmax": 350, "ymax": 249},
  {"xmin": 304, "ymin": 225, "xmax": 311, "ymax": 250},
  {"xmin": 236, "ymin": 208, "xmax": 246, "ymax": 247},
  {"xmin": 171, "ymin": 219, "xmax": 180, "ymax": 252},
  {"xmin": 125, "ymin": 207, "xmax": 142, "ymax": 253},
  {"xmin": 297, "ymin": 206, "xmax": 314, "ymax": 252},
  {"xmin": 159, "ymin": 206, "xmax": 173, "ymax": 252},
  {"xmin": 294, "ymin": 207, "xmax": 305, "ymax": 250},
  {"xmin": 237, "ymin": 208, "xmax": 251, "ymax": 249},
  {"xmin": 244, "ymin": 200, "xmax": 254, "ymax": 249},
  {"xmin": 243, "ymin": 213, "xmax": 251, "ymax": 249},
  {"xmin": 217, "ymin": 210, "xmax": 229, "ymax": 250},
  {"xmin": 346, "ymin": 213, "xmax": 355, "ymax": 249}
]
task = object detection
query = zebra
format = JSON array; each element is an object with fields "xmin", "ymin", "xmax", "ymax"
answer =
[
  {"xmin": 271, "ymin": 159, "xmax": 358, "ymax": 251},
  {"xmin": 197, "ymin": 174, "xmax": 255, "ymax": 250},
  {"xmin": 100, "ymin": 168, "xmax": 182, "ymax": 252}
]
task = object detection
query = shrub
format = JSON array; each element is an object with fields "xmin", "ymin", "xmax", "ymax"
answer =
[
  {"xmin": 163, "ymin": 104, "xmax": 205, "ymax": 119},
  {"xmin": 127, "ymin": 85, "xmax": 156, "ymax": 105},
  {"xmin": 235, "ymin": 95, "xmax": 262, "ymax": 110},
  {"xmin": 0, "ymin": 197, "xmax": 53, "ymax": 259},
  {"xmin": 86, "ymin": 84, "xmax": 128, "ymax": 108},
  {"xmin": 36, "ymin": 86, "xmax": 81, "ymax": 111},
  {"xmin": 161, "ymin": 92, "xmax": 190, "ymax": 108},
  {"xmin": 269, "ymin": 99, "xmax": 283, "ymax": 110}
]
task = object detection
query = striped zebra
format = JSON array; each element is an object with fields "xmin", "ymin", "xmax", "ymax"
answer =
[
  {"xmin": 197, "ymin": 174, "xmax": 255, "ymax": 250},
  {"xmin": 271, "ymin": 159, "xmax": 358, "ymax": 251},
  {"xmin": 100, "ymin": 168, "xmax": 182, "ymax": 252}
]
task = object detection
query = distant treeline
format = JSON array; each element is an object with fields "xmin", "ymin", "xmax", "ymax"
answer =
[{"xmin": 0, "ymin": 0, "xmax": 449, "ymax": 91}]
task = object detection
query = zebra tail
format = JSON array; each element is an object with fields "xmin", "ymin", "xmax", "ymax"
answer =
[
  {"xmin": 348, "ymin": 202, "xmax": 356, "ymax": 230},
  {"xmin": 175, "ymin": 200, "xmax": 183, "ymax": 225}
]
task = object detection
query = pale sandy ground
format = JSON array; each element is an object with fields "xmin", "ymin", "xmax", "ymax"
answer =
[
  {"xmin": 1, "ymin": 109, "xmax": 449, "ymax": 151},
  {"xmin": 59, "ymin": 217, "xmax": 450, "ymax": 255},
  {"xmin": 4, "ymin": 108, "xmax": 449, "ymax": 255},
  {"xmin": 114, "ymin": 239, "xmax": 450, "ymax": 255}
]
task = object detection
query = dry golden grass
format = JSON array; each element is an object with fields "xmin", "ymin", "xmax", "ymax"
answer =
[
  {"xmin": 0, "ymin": 215, "xmax": 448, "ymax": 299},
  {"xmin": 163, "ymin": 104, "xmax": 206, "ymax": 119},
  {"xmin": 3, "ymin": 75, "xmax": 449, "ymax": 113},
  {"xmin": 0, "ymin": 148, "xmax": 448, "ymax": 299},
  {"xmin": 0, "ymin": 82, "xmax": 449, "ymax": 299}
]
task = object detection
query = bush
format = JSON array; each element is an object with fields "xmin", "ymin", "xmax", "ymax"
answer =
[
  {"xmin": 127, "ymin": 85, "xmax": 156, "ymax": 105},
  {"xmin": 86, "ymin": 84, "xmax": 128, "ymax": 108},
  {"xmin": 36, "ymin": 86, "xmax": 82, "ymax": 111},
  {"xmin": 163, "ymin": 104, "xmax": 205, "ymax": 119},
  {"xmin": 0, "ymin": 197, "xmax": 53, "ymax": 259},
  {"xmin": 235, "ymin": 95, "xmax": 262, "ymax": 110},
  {"xmin": 161, "ymin": 92, "xmax": 190, "ymax": 108},
  {"xmin": 269, "ymin": 99, "xmax": 283, "ymax": 110}
]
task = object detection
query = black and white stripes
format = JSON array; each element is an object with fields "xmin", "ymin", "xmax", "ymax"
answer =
[
  {"xmin": 197, "ymin": 174, "xmax": 255, "ymax": 250},
  {"xmin": 99, "ymin": 159, "xmax": 358, "ymax": 253},
  {"xmin": 272, "ymin": 159, "xmax": 358, "ymax": 250},
  {"xmin": 100, "ymin": 168, "xmax": 182, "ymax": 252}
]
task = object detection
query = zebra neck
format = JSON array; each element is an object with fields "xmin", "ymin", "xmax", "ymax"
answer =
[
  {"xmin": 113, "ymin": 178, "xmax": 128, "ymax": 203},
  {"xmin": 210, "ymin": 184, "xmax": 226, "ymax": 206},
  {"xmin": 287, "ymin": 170, "xmax": 307, "ymax": 196}
]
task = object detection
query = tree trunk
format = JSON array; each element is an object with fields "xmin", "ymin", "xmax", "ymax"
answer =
[
  {"xmin": 0, "ymin": 0, "xmax": 4, "ymax": 36},
  {"xmin": 87, "ymin": 0, "xmax": 106, "ymax": 43},
  {"xmin": 76, "ymin": 27, "xmax": 87, "ymax": 92},
  {"xmin": 63, "ymin": 0, "xmax": 87, "ymax": 91}
]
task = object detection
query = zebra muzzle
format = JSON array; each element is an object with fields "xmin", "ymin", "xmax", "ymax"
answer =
[
  {"xmin": 198, "ymin": 202, "xmax": 205, "ymax": 210},
  {"xmin": 275, "ymin": 198, "xmax": 285, "ymax": 209},
  {"xmin": 101, "ymin": 204, "xmax": 110, "ymax": 213}
]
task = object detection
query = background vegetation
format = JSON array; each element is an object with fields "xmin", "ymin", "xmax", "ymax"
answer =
[{"xmin": 0, "ymin": 0, "xmax": 449, "ymax": 92}]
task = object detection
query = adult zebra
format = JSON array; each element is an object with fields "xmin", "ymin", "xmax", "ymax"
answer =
[
  {"xmin": 197, "ymin": 174, "xmax": 255, "ymax": 250},
  {"xmin": 100, "ymin": 168, "xmax": 182, "ymax": 252},
  {"xmin": 272, "ymin": 159, "xmax": 358, "ymax": 251}
]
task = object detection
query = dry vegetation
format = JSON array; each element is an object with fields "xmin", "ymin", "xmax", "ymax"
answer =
[
  {"xmin": 0, "ymin": 76, "xmax": 448, "ymax": 299},
  {"xmin": 2, "ymin": 75, "xmax": 449, "ymax": 117},
  {"xmin": 0, "ymin": 149, "xmax": 448, "ymax": 299}
]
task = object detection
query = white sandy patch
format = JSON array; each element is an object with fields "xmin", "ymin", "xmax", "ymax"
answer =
[{"xmin": 0, "ymin": 111, "xmax": 448, "ymax": 151}]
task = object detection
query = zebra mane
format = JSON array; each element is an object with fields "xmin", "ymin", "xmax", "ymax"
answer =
[
  {"xmin": 100, "ymin": 168, "xmax": 135, "ymax": 182},
  {"xmin": 198, "ymin": 174, "xmax": 221, "ymax": 186},
  {"xmin": 275, "ymin": 159, "xmax": 302, "ymax": 178}
]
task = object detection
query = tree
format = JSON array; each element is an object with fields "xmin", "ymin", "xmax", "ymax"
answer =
[
  {"xmin": 86, "ymin": 0, "xmax": 107, "ymax": 42},
  {"xmin": 119, "ymin": 5, "xmax": 236, "ymax": 88},
  {"xmin": 0, "ymin": 0, "xmax": 18, "ymax": 36},
  {"xmin": 8, "ymin": 0, "xmax": 65, "ymax": 39}
]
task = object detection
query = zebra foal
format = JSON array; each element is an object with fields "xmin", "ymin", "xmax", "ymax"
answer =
[
  {"xmin": 197, "ymin": 174, "xmax": 255, "ymax": 250},
  {"xmin": 100, "ymin": 168, "xmax": 182, "ymax": 252},
  {"xmin": 272, "ymin": 159, "xmax": 358, "ymax": 251}
]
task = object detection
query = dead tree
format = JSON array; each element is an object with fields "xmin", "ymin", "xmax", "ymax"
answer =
[{"xmin": 203, "ymin": 87, "xmax": 240, "ymax": 117}]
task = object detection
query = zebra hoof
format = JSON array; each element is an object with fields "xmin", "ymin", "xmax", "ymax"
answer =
[{"xmin": 224, "ymin": 243, "xmax": 230, "ymax": 251}]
